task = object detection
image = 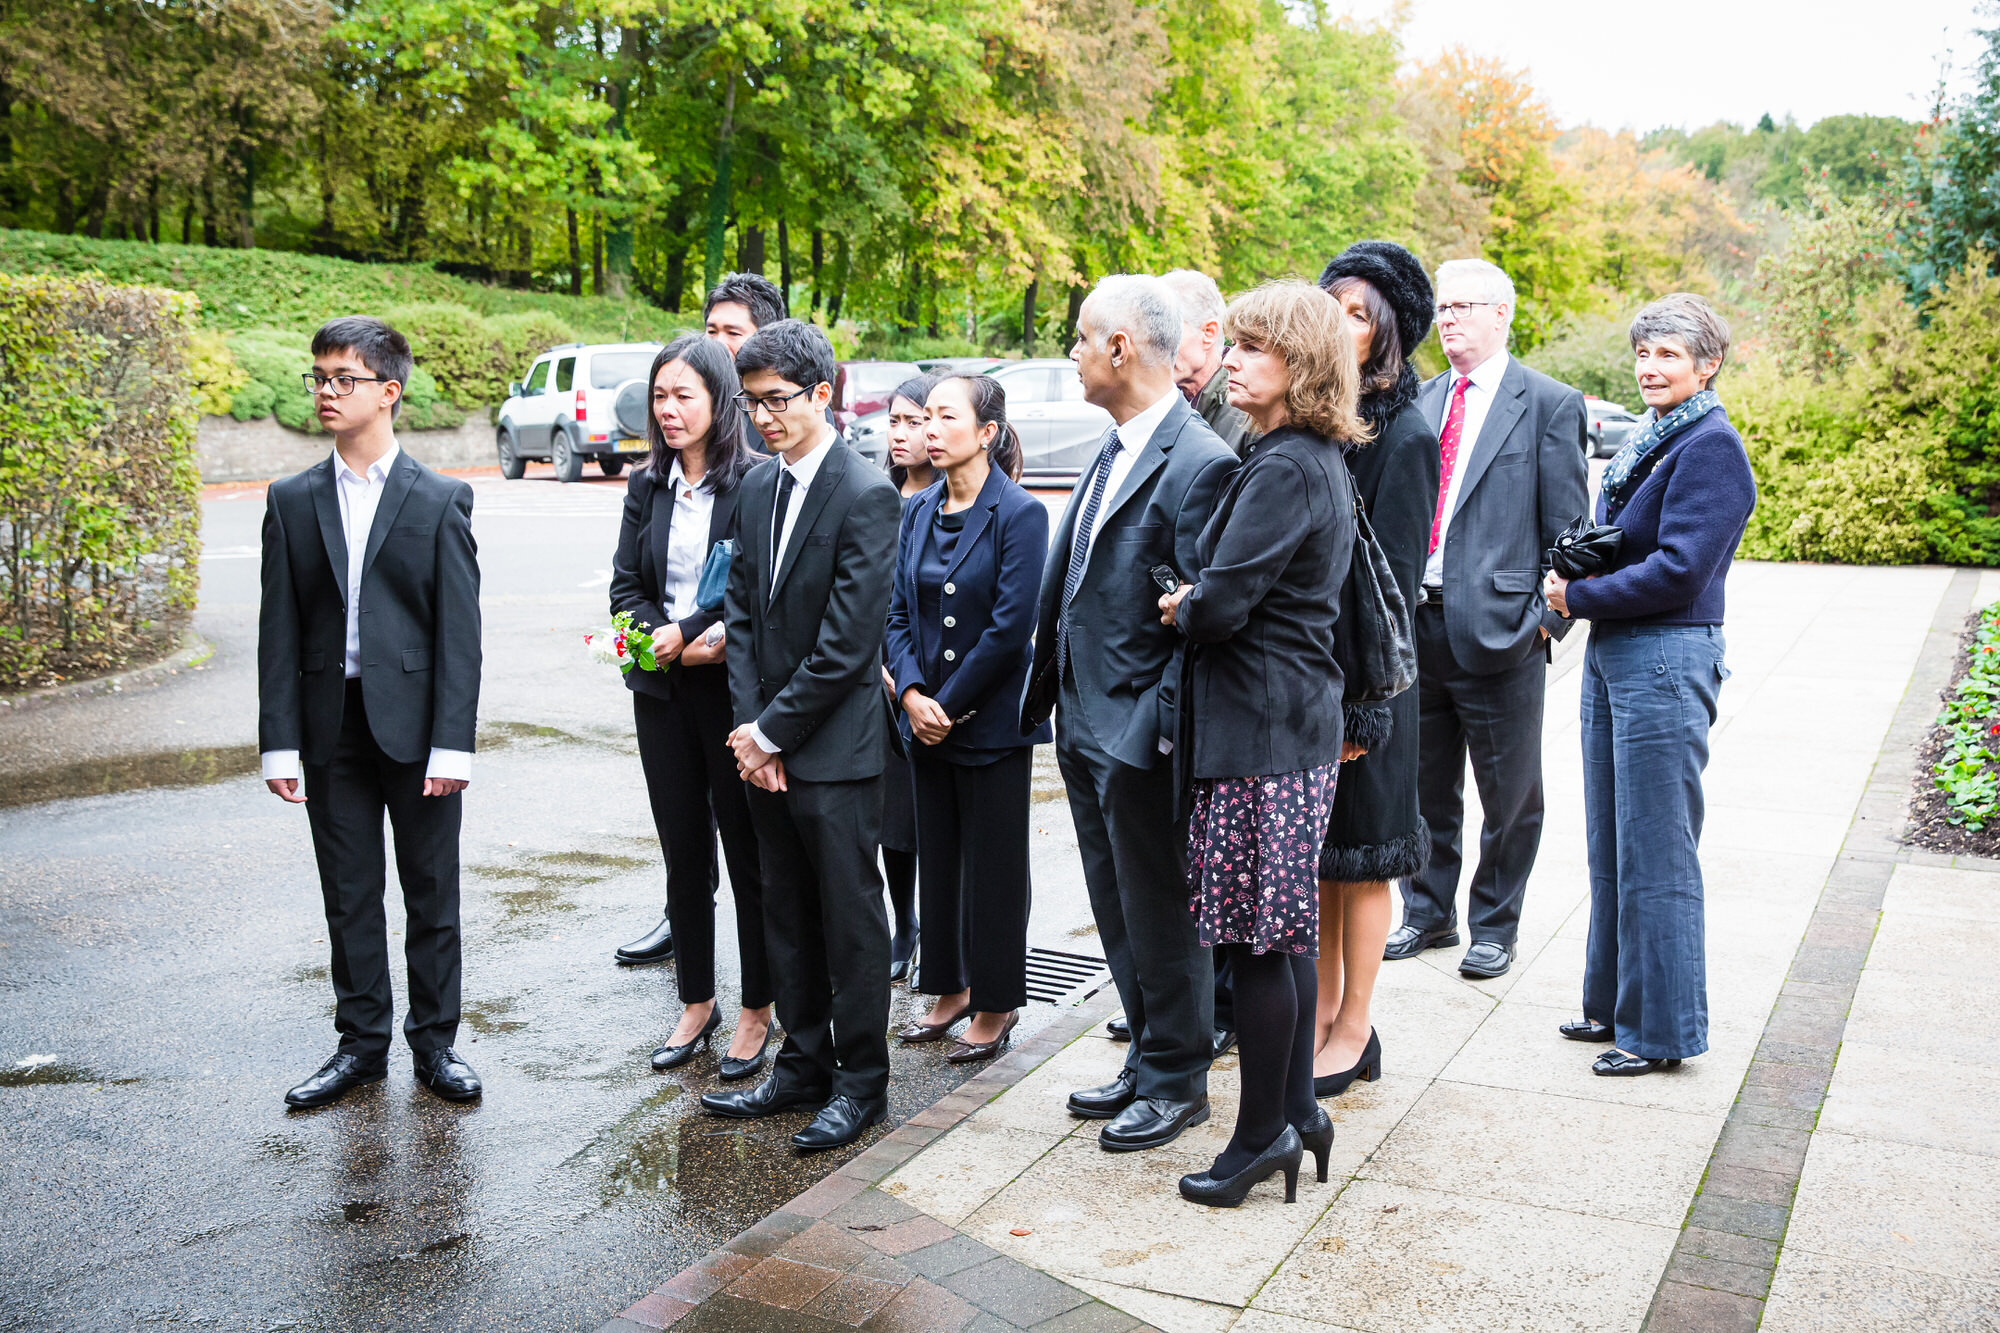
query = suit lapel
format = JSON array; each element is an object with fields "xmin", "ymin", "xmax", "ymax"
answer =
[
  {"xmin": 359, "ymin": 452, "xmax": 419, "ymax": 586},
  {"xmin": 648, "ymin": 471, "xmax": 674, "ymax": 589},
  {"xmin": 1421, "ymin": 373, "xmax": 1449, "ymax": 436},
  {"xmin": 769, "ymin": 442, "xmax": 848, "ymax": 605},
  {"xmin": 740, "ymin": 463, "xmax": 777, "ymax": 607},
  {"xmin": 1450, "ymin": 361, "xmax": 1527, "ymax": 514},
  {"xmin": 706, "ymin": 479, "xmax": 733, "ymax": 548},
  {"xmin": 307, "ymin": 458, "xmax": 348, "ymax": 605},
  {"xmin": 1096, "ymin": 400, "xmax": 1188, "ymax": 531},
  {"xmin": 942, "ymin": 467, "xmax": 1005, "ymax": 582}
]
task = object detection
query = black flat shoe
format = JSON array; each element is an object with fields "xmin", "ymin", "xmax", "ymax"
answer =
[
  {"xmin": 1100, "ymin": 1096, "xmax": 1209, "ymax": 1152},
  {"xmin": 1067, "ymin": 1068, "xmax": 1137, "ymax": 1119},
  {"xmin": 889, "ymin": 926, "xmax": 920, "ymax": 984},
  {"xmin": 791, "ymin": 1095, "xmax": 886, "ymax": 1151},
  {"xmin": 1105, "ymin": 1015, "xmax": 1132, "ymax": 1042},
  {"xmin": 1458, "ymin": 941, "xmax": 1515, "ymax": 978},
  {"xmin": 413, "ymin": 1047, "xmax": 483, "ymax": 1103},
  {"xmin": 947, "ymin": 1012, "xmax": 1019, "ymax": 1064},
  {"xmin": 1313, "ymin": 1028, "xmax": 1381, "ymax": 1099},
  {"xmin": 1296, "ymin": 1108, "xmax": 1334, "ymax": 1184},
  {"xmin": 1178, "ymin": 1125, "xmax": 1303, "ymax": 1207},
  {"xmin": 284, "ymin": 1052, "xmax": 387, "ymax": 1109},
  {"xmin": 615, "ymin": 916, "xmax": 675, "ymax": 966},
  {"xmin": 651, "ymin": 1007, "xmax": 722, "ymax": 1072},
  {"xmin": 1212, "ymin": 1027, "xmax": 1238, "ymax": 1059},
  {"xmin": 718, "ymin": 1023, "xmax": 772, "ymax": 1082},
  {"xmin": 699, "ymin": 1075, "xmax": 828, "ymax": 1120},
  {"xmin": 1593, "ymin": 1050, "xmax": 1683, "ymax": 1077},
  {"xmin": 1560, "ymin": 1018, "xmax": 1614, "ymax": 1043},
  {"xmin": 1384, "ymin": 924, "xmax": 1459, "ymax": 960}
]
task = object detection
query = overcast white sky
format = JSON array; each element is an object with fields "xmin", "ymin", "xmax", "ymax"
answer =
[{"xmin": 1340, "ymin": 0, "xmax": 1989, "ymax": 131}]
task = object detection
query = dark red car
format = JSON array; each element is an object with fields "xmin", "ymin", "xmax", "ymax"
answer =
[{"xmin": 833, "ymin": 360, "xmax": 923, "ymax": 432}]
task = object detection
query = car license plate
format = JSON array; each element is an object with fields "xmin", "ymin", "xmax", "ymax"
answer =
[{"xmin": 614, "ymin": 437, "xmax": 648, "ymax": 453}]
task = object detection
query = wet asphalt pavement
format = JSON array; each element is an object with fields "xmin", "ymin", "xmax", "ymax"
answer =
[{"xmin": 0, "ymin": 469, "xmax": 1096, "ymax": 1333}]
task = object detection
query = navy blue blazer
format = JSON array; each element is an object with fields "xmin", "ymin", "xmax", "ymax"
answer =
[{"xmin": 887, "ymin": 465, "xmax": 1053, "ymax": 759}]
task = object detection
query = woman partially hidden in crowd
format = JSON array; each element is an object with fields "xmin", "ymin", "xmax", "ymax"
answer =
[
  {"xmin": 1159, "ymin": 282, "xmax": 1360, "ymax": 1205},
  {"xmin": 608, "ymin": 335, "xmax": 774, "ymax": 1080},
  {"xmin": 888, "ymin": 374, "xmax": 1051, "ymax": 1062},
  {"xmin": 1546, "ymin": 293, "xmax": 1756, "ymax": 1076},
  {"xmin": 878, "ymin": 374, "xmax": 938, "ymax": 983},
  {"xmin": 1309, "ymin": 242, "xmax": 1438, "ymax": 1098}
]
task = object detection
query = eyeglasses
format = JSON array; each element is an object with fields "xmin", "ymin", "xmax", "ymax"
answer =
[
  {"xmin": 1434, "ymin": 302, "xmax": 1498, "ymax": 322},
  {"xmin": 303, "ymin": 372, "xmax": 394, "ymax": 396},
  {"xmin": 734, "ymin": 386, "xmax": 814, "ymax": 416}
]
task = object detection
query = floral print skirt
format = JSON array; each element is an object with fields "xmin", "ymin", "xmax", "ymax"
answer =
[{"xmin": 1186, "ymin": 764, "xmax": 1339, "ymax": 957}]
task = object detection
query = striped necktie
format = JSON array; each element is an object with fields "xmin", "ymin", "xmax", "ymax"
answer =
[{"xmin": 1055, "ymin": 430, "xmax": 1124, "ymax": 686}]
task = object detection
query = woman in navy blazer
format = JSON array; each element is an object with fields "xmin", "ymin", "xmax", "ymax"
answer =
[{"xmin": 886, "ymin": 374, "xmax": 1051, "ymax": 1062}]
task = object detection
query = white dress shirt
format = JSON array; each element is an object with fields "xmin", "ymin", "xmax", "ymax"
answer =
[
  {"xmin": 748, "ymin": 427, "xmax": 837, "ymax": 756},
  {"xmin": 1423, "ymin": 349, "xmax": 1510, "ymax": 590},
  {"xmin": 260, "ymin": 444, "xmax": 472, "ymax": 785},
  {"xmin": 660, "ymin": 456, "xmax": 717, "ymax": 622},
  {"xmin": 1077, "ymin": 387, "xmax": 1179, "ymax": 571}
]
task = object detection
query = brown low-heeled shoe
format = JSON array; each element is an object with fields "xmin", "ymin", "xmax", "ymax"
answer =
[
  {"xmin": 946, "ymin": 1011, "xmax": 1020, "ymax": 1064},
  {"xmin": 896, "ymin": 1002, "xmax": 972, "ymax": 1043}
]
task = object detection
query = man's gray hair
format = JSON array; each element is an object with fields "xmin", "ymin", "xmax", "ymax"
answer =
[
  {"xmin": 1434, "ymin": 258, "xmax": 1516, "ymax": 326},
  {"xmin": 1160, "ymin": 269, "xmax": 1226, "ymax": 328},
  {"xmin": 1088, "ymin": 274, "xmax": 1183, "ymax": 366},
  {"xmin": 1628, "ymin": 293, "xmax": 1731, "ymax": 384}
]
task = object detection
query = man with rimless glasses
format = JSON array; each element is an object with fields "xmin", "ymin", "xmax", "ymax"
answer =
[{"xmin": 259, "ymin": 316, "xmax": 486, "ymax": 1110}]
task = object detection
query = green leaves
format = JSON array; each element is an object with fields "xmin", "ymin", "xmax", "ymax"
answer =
[{"xmin": 1932, "ymin": 605, "xmax": 2000, "ymax": 830}]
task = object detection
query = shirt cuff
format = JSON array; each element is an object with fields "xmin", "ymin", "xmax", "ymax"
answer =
[
  {"xmin": 747, "ymin": 723, "xmax": 781, "ymax": 755},
  {"xmin": 261, "ymin": 750, "xmax": 301, "ymax": 782},
  {"xmin": 425, "ymin": 748, "xmax": 473, "ymax": 782}
]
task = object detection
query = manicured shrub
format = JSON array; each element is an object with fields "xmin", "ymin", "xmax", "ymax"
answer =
[{"xmin": 382, "ymin": 303, "xmax": 511, "ymax": 411}]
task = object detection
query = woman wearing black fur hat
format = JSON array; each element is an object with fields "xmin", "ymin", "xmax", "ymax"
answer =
[{"xmin": 1310, "ymin": 241, "xmax": 1439, "ymax": 1097}]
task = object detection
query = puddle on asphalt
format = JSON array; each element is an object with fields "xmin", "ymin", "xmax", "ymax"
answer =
[
  {"xmin": 471, "ymin": 848, "xmax": 652, "ymax": 925},
  {"xmin": 566, "ymin": 1084, "xmax": 709, "ymax": 1205},
  {"xmin": 1, "ymin": 1057, "xmax": 140, "ymax": 1087},
  {"xmin": 0, "ymin": 745, "xmax": 261, "ymax": 810},
  {"xmin": 462, "ymin": 996, "xmax": 527, "ymax": 1036}
]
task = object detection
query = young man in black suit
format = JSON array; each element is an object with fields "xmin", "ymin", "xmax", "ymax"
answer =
[
  {"xmin": 699, "ymin": 319, "xmax": 903, "ymax": 1152},
  {"xmin": 259, "ymin": 316, "xmax": 484, "ymax": 1110}
]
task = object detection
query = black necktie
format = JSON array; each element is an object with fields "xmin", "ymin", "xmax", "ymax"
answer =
[
  {"xmin": 1056, "ymin": 429, "xmax": 1123, "ymax": 685},
  {"xmin": 771, "ymin": 469, "xmax": 796, "ymax": 575}
]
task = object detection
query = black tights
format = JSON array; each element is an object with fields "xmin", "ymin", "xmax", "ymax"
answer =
[
  {"xmin": 883, "ymin": 848, "xmax": 918, "ymax": 940},
  {"xmin": 1213, "ymin": 943, "xmax": 1318, "ymax": 1178}
]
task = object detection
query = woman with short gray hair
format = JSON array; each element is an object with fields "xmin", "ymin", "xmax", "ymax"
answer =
[{"xmin": 1543, "ymin": 292, "xmax": 1755, "ymax": 1076}]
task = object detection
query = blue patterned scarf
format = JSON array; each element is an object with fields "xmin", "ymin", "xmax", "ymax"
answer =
[{"xmin": 1601, "ymin": 388, "xmax": 1720, "ymax": 508}]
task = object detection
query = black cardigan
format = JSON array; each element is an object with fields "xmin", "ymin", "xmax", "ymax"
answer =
[{"xmin": 1176, "ymin": 425, "xmax": 1355, "ymax": 780}]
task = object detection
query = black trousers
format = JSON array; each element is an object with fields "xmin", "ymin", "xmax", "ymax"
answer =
[
  {"xmin": 1056, "ymin": 678, "xmax": 1213, "ymax": 1103},
  {"xmin": 633, "ymin": 670, "xmax": 770, "ymax": 1009},
  {"xmin": 911, "ymin": 745, "xmax": 1032, "ymax": 1012},
  {"xmin": 302, "ymin": 678, "xmax": 462, "ymax": 1063},
  {"xmin": 1407, "ymin": 600, "xmax": 1547, "ymax": 946},
  {"xmin": 746, "ymin": 775, "xmax": 892, "ymax": 1103}
]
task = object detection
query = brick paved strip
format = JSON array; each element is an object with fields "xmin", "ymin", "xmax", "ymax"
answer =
[{"xmin": 1641, "ymin": 566, "xmax": 1979, "ymax": 1333}]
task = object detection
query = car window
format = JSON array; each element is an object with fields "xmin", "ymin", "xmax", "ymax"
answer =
[
  {"xmin": 854, "ymin": 364, "xmax": 910, "ymax": 395},
  {"xmin": 554, "ymin": 357, "xmax": 576, "ymax": 393},
  {"xmin": 994, "ymin": 366, "xmax": 1054, "ymax": 403},
  {"xmin": 524, "ymin": 360, "xmax": 550, "ymax": 395},
  {"xmin": 1053, "ymin": 364, "xmax": 1087, "ymax": 401},
  {"xmin": 589, "ymin": 350, "xmax": 653, "ymax": 389}
]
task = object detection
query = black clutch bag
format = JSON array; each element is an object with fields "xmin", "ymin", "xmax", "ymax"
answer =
[{"xmin": 1548, "ymin": 516, "xmax": 1623, "ymax": 580}]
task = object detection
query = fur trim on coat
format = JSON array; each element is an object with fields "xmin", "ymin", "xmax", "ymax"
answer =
[
  {"xmin": 1319, "ymin": 817, "xmax": 1431, "ymax": 883},
  {"xmin": 1342, "ymin": 701, "xmax": 1394, "ymax": 753}
]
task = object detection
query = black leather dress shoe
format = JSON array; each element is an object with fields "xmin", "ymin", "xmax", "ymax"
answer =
[
  {"xmin": 1105, "ymin": 1015, "xmax": 1132, "ymax": 1042},
  {"xmin": 1560, "ymin": 1018, "xmax": 1614, "ymax": 1043},
  {"xmin": 1383, "ymin": 924, "xmax": 1460, "ymax": 960},
  {"xmin": 1100, "ymin": 1096, "xmax": 1209, "ymax": 1152},
  {"xmin": 791, "ymin": 1094, "xmax": 886, "ymax": 1151},
  {"xmin": 284, "ymin": 1052, "xmax": 387, "ymax": 1109},
  {"xmin": 1593, "ymin": 1050, "xmax": 1683, "ymax": 1077},
  {"xmin": 651, "ymin": 1007, "xmax": 721, "ymax": 1072},
  {"xmin": 1212, "ymin": 1028, "xmax": 1238, "ymax": 1059},
  {"xmin": 1067, "ymin": 1068, "xmax": 1137, "ymax": 1119},
  {"xmin": 719, "ymin": 1025, "xmax": 772, "ymax": 1082},
  {"xmin": 414, "ymin": 1047, "xmax": 483, "ymax": 1103},
  {"xmin": 1458, "ymin": 941, "xmax": 1515, "ymax": 978},
  {"xmin": 615, "ymin": 915, "xmax": 675, "ymax": 966},
  {"xmin": 699, "ymin": 1075, "xmax": 827, "ymax": 1120}
]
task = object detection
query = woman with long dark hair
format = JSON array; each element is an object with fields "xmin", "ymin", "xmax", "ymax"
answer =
[
  {"xmin": 1309, "ymin": 242, "xmax": 1438, "ymax": 1097},
  {"xmin": 887, "ymin": 374, "xmax": 1050, "ymax": 1062},
  {"xmin": 608, "ymin": 334, "xmax": 774, "ymax": 1081},
  {"xmin": 878, "ymin": 374, "xmax": 937, "ymax": 981}
]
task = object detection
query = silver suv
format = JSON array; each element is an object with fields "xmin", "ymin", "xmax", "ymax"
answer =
[{"xmin": 497, "ymin": 342, "xmax": 661, "ymax": 483}]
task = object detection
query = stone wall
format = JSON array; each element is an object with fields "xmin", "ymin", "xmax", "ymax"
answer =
[{"xmin": 197, "ymin": 413, "xmax": 497, "ymax": 483}]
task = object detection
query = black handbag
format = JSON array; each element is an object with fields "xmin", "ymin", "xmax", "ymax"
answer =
[
  {"xmin": 1548, "ymin": 516, "xmax": 1624, "ymax": 580},
  {"xmin": 1335, "ymin": 493, "xmax": 1417, "ymax": 703}
]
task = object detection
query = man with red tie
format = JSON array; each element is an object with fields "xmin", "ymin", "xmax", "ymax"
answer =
[{"xmin": 1386, "ymin": 259, "xmax": 1587, "ymax": 980}]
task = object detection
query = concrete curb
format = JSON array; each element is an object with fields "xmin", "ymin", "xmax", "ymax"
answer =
[{"xmin": 0, "ymin": 635, "xmax": 216, "ymax": 716}]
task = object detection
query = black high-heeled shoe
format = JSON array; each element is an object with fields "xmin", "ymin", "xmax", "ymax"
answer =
[
  {"xmin": 1178, "ymin": 1125, "xmax": 1303, "ymax": 1207},
  {"xmin": 1313, "ymin": 1028, "xmax": 1381, "ymax": 1099},
  {"xmin": 718, "ymin": 1021, "xmax": 772, "ymax": 1082},
  {"xmin": 1295, "ymin": 1108, "xmax": 1334, "ymax": 1184},
  {"xmin": 889, "ymin": 926, "xmax": 920, "ymax": 984},
  {"xmin": 651, "ymin": 1007, "xmax": 721, "ymax": 1072}
]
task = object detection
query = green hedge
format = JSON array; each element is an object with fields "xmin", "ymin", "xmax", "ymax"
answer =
[{"xmin": 0, "ymin": 273, "xmax": 202, "ymax": 688}]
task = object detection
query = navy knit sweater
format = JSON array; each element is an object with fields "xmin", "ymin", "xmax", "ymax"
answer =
[{"xmin": 1564, "ymin": 406, "xmax": 1757, "ymax": 629}]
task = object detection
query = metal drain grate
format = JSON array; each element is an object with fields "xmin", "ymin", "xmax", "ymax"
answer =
[{"xmin": 1024, "ymin": 947, "xmax": 1112, "ymax": 1005}]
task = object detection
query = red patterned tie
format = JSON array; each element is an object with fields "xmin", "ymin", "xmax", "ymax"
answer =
[{"xmin": 1429, "ymin": 375, "xmax": 1473, "ymax": 555}]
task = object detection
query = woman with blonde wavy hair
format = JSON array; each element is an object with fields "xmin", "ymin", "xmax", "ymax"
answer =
[{"xmin": 1157, "ymin": 280, "xmax": 1363, "ymax": 1207}]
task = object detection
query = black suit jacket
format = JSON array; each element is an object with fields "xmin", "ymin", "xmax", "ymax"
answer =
[
  {"xmin": 1420, "ymin": 357, "xmax": 1588, "ymax": 675},
  {"xmin": 724, "ymin": 440, "xmax": 901, "ymax": 783},
  {"xmin": 258, "ymin": 451, "xmax": 482, "ymax": 766},
  {"xmin": 1021, "ymin": 396, "xmax": 1238, "ymax": 769},
  {"xmin": 608, "ymin": 460, "xmax": 737, "ymax": 702}
]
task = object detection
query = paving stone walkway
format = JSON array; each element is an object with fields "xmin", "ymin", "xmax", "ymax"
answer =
[{"xmin": 593, "ymin": 562, "xmax": 2000, "ymax": 1333}]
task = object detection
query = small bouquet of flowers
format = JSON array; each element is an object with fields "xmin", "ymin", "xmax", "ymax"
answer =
[{"xmin": 584, "ymin": 610, "xmax": 671, "ymax": 675}]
